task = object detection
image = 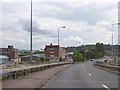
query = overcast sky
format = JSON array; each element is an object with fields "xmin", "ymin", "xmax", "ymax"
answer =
[{"xmin": 0, "ymin": 0, "xmax": 119, "ymax": 50}]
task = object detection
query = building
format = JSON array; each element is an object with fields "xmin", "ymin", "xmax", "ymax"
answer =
[
  {"xmin": 0, "ymin": 45, "xmax": 19, "ymax": 61},
  {"xmin": 45, "ymin": 43, "xmax": 59, "ymax": 59},
  {"xmin": 21, "ymin": 54, "xmax": 45, "ymax": 61},
  {"xmin": 0, "ymin": 55, "xmax": 10, "ymax": 64},
  {"xmin": 59, "ymin": 47, "xmax": 65, "ymax": 59},
  {"xmin": 45, "ymin": 43, "xmax": 65, "ymax": 59}
]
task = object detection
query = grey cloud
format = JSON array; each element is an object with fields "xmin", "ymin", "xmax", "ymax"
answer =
[
  {"xmin": 2, "ymin": 2, "xmax": 30, "ymax": 13},
  {"xmin": 19, "ymin": 19, "xmax": 57, "ymax": 38},
  {"xmin": 36, "ymin": 2, "xmax": 116, "ymax": 25}
]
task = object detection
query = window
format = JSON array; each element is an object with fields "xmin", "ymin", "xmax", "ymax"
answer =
[
  {"xmin": 50, "ymin": 51, "xmax": 54, "ymax": 54},
  {"xmin": 50, "ymin": 48, "xmax": 54, "ymax": 50},
  {"xmin": 50, "ymin": 55, "xmax": 54, "ymax": 57}
]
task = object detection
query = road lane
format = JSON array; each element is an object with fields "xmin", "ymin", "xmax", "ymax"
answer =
[
  {"xmin": 84, "ymin": 61, "xmax": 118, "ymax": 88},
  {"xmin": 44, "ymin": 61, "xmax": 118, "ymax": 88}
]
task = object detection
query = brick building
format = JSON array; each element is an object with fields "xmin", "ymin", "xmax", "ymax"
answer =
[
  {"xmin": 59, "ymin": 47, "xmax": 65, "ymax": 59},
  {"xmin": 45, "ymin": 43, "xmax": 59, "ymax": 58},
  {"xmin": 0, "ymin": 45, "xmax": 19, "ymax": 61},
  {"xmin": 45, "ymin": 43, "xmax": 65, "ymax": 59}
]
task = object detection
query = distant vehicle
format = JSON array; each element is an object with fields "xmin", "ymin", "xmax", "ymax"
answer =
[
  {"xmin": 2, "ymin": 62, "xmax": 13, "ymax": 69},
  {"xmin": 91, "ymin": 59, "xmax": 93, "ymax": 61},
  {"xmin": 104, "ymin": 59, "xmax": 108, "ymax": 62}
]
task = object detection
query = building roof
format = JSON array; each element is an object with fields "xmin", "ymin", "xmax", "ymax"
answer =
[
  {"xmin": 45, "ymin": 43, "xmax": 59, "ymax": 47},
  {"xmin": 46, "ymin": 45, "xmax": 59, "ymax": 47},
  {"xmin": 0, "ymin": 55, "xmax": 9, "ymax": 59}
]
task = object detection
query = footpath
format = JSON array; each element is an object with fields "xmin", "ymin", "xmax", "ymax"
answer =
[{"xmin": 2, "ymin": 64, "xmax": 71, "ymax": 89}]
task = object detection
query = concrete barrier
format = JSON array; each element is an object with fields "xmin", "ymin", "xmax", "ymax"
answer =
[
  {"xmin": 1, "ymin": 62, "xmax": 72, "ymax": 80},
  {"xmin": 94, "ymin": 62, "xmax": 120, "ymax": 75}
]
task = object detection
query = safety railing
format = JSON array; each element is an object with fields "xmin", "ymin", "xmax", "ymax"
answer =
[
  {"xmin": 1, "ymin": 62, "xmax": 72, "ymax": 80},
  {"xmin": 94, "ymin": 62, "xmax": 120, "ymax": 75}
]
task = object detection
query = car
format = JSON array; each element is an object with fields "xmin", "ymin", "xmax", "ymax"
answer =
[
  {"xmin": 104, "ymin": 59, "xmax": 108, "ymax": 62},
  {"xmin": 91, "ymin": 59, "xmax": 93, "ymax": 61}
]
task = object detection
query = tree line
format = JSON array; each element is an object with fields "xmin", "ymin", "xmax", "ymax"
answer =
[{"xmin": 72, "ymin": 42, "xmax": 106, "ymax": 62}]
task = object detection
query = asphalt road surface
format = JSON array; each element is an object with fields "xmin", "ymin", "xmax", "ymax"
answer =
[{"xmin": 44, "ymin": 61, "xmax": 118, "ymax": 89}]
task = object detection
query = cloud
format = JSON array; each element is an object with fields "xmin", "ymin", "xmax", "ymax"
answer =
[
  {"xmin": 2, "ymin": 31, "xmax": 30, "ymax": 49},
  {"xmin": 19, "ymin": 19, "xmax": 58, "ymax": 38},
  {"xmin": 62, "ymin": 36, "xmax": 83, "ymax": 47},
  {"xmin": 1, "ymin": 1, "xmax": 118, "ymax": 50},
  {"xmin": 1, "ymin": 0, "xmax": 119, "ymax": 2},
  {"xmin": 96, "ymin": 20, "xmax": 111, "ymax": 27},
  {"xmin": 34, "ymin": 1, "xmax": 118, "ymax": 25}
]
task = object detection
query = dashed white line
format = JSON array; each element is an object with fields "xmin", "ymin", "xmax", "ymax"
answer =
[
  {"xmin": 102, "ymin": 85, "xmax": 111, "ymax": 90},
  {"xmin": 88, "ymin": 73, "xmax": 92, "ymax": 76}
]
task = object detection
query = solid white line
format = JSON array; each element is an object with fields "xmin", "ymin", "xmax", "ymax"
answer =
[
  {"xmin": 102, "ymin": 85, "xmax": 110, "ymax": 90},
  {"xmin": 88, "ymin": 73, "xmax": 92, "ymax": 76}
]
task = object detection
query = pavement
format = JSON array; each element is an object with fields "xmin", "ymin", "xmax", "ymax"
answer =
[
  {"xmin": 2, "ymin": 64, "xmax": 71, "ymax": 88},
  {"xmin": 44, "ymin": 61, "xmax": 118, "ymax": 89}
]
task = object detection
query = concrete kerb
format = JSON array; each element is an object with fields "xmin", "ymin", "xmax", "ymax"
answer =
[{"xmin": 41, "ymin": 64, "xmax": 72, "ymax": 88}]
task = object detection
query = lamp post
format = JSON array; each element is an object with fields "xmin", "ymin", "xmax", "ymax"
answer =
[
  {"xmin": 111, "ymin": 23, "xmax": 120, "ymax": 60},
  {"xmin": 58, "ymin": 26, "xmax": 66, "ymax": 60},
  {"xmin": 30, "ymin": 0, "xmax": 32, "ymax": 62}
]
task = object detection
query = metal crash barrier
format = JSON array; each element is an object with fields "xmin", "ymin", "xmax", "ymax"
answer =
[{"xmin": 94, "ymin": 62, "xmax": 120, "ymax": 75}]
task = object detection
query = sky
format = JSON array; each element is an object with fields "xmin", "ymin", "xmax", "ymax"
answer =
[{"xmin": 0, "ymin": 0, "xmax": 119, "ymax": 50}]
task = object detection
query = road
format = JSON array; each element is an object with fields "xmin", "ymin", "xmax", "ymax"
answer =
[{"xmin": 44, "ymin": 61, "xmax": 118, "ymax": 89}]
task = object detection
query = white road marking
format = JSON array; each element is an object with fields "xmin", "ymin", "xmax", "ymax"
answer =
[
  {"xmin": 88, "ymin": 73, "xmax": 92, "ymax": 76},
  {"xmin": 102, "ymin": 85, "xmax": 111, "ymax": 90}
]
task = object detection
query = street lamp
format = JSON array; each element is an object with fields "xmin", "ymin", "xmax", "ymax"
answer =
[
  {"xmin": 30, "ymin": 0, "xmax": 32, "ymax": 62},
  {"xmin": 58, "ymin": 26, "xmax": 66, "ymax": 60},
  {"xmin": 111, "ymin": 23, "xmax": 120, "ymax": 60},
  {"xmin": 58, "ymin": 26, "xmax": 66, "ymax": 45}
]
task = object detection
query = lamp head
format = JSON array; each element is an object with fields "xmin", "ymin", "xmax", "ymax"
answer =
[
  {"xmin": 62, "ymin": 26, "xmax": 66, "ymax": 28},
  {"xmin": 117, "ymin": 23, "xmax": 120, "ymax": 25}
]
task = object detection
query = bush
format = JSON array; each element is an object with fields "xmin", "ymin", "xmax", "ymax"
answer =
[{"xmin": 59, "ymin": 57, "xmax": 64, "ymax": 61}]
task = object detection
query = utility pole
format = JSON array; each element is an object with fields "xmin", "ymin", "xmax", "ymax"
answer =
[
  {"xmin": 58, "ymin": 26, "xmax": 65, "ymax": 60},
  {"xmin": 30, "ymin": 0, "xmax": 32, "ymax": 62},
  {"xmin": 111, "ymin": 23, "xmax": 120, "ymax": 61}
]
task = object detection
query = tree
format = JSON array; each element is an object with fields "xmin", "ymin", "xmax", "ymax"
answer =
[
  {"xmin": 72, "ymin": 51, "xmax": 84, "ymax": 62},
  {"xmin": 86, "ymin": 50, "xmax": 95, "ymax": 59},
  {"xmin": 79, "ymin": 53, "xmax": 84, "ymax": 61},
  {"xmin": 19, "ymin": 52, "xmax": 27, "ymax": 56},
  {"xmin": 118, "ymin": 45, "xmax": 120, "ymax": 57},
  {"xmin": 34, "ymin": 50, "xmax": 44, "ymax": 54},
  {"xmin": 72, "ymin": 42, "xmax": 106, "ymax": 62},
  {"xmin": 40, "ymin": 57, "xmax": 45, "ymax": 62},
  {"xmin": 95, "ymin": 52, "xmax": 103, "ymax": 58},
  {"xmin": 95, "ymin": 42, "xmax": 106, "ymax": 57},
  {"xmin": 59, "ymin": 57, "xmax": 64, "ymax": 61}
]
